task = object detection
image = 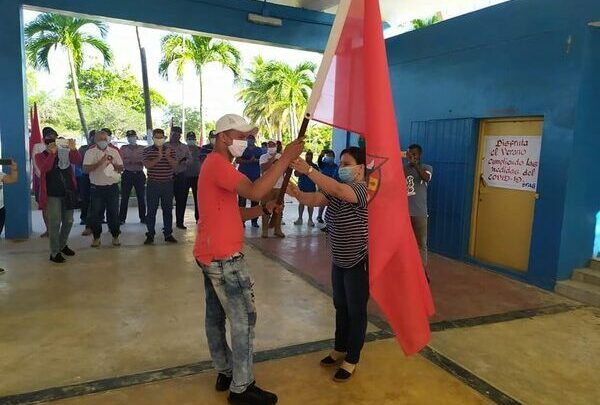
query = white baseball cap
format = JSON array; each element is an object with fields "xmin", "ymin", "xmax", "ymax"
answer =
[{"xmin": 215, "ymin": 114, "xmax": 257, "ymax": 135}]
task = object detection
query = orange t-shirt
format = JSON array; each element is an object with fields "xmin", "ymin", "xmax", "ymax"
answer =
[{"xmin": 194, "ymin": 153, "xmax": 245, "ymax": 265}]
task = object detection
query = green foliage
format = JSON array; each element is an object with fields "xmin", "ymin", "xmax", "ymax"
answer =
[
  {"xmin": 36, "ymin": 92, "xmax": 145, "ymax": 138},
  {"xmin": 161, "ymin": 104, "xmax": 202, "ymax": 134},
  {"xmin": 71, "ymin": 65, "xmax": 166, "ymax": 113},
  {"xmin": 304, "ymin": 124, "xmax": 332, "ymax": 155},
  {"xmin": 238, "ymin": 57, "xmax": 316, "ymax": 141},
  {"xmin": 25, "ymin": 13, "xmax": 112, "ymax": 73},
  {"xmin": 411, "ymin": 13, "xmax": 443, "ymax": 30}
]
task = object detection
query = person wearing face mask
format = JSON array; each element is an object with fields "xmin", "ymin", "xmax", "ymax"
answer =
[
  {"xmin": 183, "ymin": 131, "xmax": 201, "ymax": 223},
  {"xmin": 167, "ymin": 126, "xmax": 193, "ymax": 229},
  {"xmin": 287, "ymin": 147, "xmax": 368, "ymax": 383},
  {"xmin": 83, "ymin": 130, "xmax": 124, "ymax": 248},
  {"xmin": 200, "ymin": 130, "xmax": 216, "ymax": 163},
  {"xmin": 195, "ymin": 113, "xmax": 303, "ymax": 405},
  {"xmin": 142, "ymin": 128, "xmax": 179, "ymax": 245},
  {"xmin": 119, "ymin": 130, "xmax": 147, "ymax": 225},
  {"xmin": 316, "ymin": 150, "xmax": 339, "ymax": 225},
  {"xmin": 35, "ymin": 127, "xmax": 82, "ymax": 263},
  {"xmin": 294, "ymin": 150, "xmax": 319, "ymax": 227},
  {"xmin": 235, "ymin": 134, "xmax": 263, "ymax": 228},
  {"xmin": 259, "ymin": 140, "xmax": 285, "ymax": 238},
  {"xmin": 78, "ymin": 130, "xmax": 96, "ymax": 236}
]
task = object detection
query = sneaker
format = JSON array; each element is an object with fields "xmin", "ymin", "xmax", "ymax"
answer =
[
  {"xmin": 294, "ymin": 218, "xmax": 303, "ymax": 225},
  {"xmin": 307, "ymin": 220, "xmax": 315, "ymax": 227},
  {"xmin": 216, "ymin": 373, "xmax": 233, "ymax": 392},
  {"xmin": 144, "ymin": 235, "xmax": 154, "ymax": 245},
  {"xmin": 91, "ymin": 238, "xmax": 101, "ymax": 248},
  {"xmin": 79, "ymin": 220, "xmax": 86, "ymax": 225},
  {"xmin": 40, "ymin": 231, "xmax": 49, "ymax": 238},
  {"xmin": 317, "ymin": 217, "xmax": 324, "ymax": 224},
  {"xmin": 140, "ymin": 218, "xmax": 147, "ymax": 224},
  {"xmin": 176, "ymin": 224, "xmax": 187, "ymax": 230},
  {"xmin": 228, "ymin": 382, "xmax": 278, "ymax": 405},
  {"xmin": 61, "ymin": 246, "xmax": 76, "ymax": 256},
  {"xmin": 164, "ymin": 235, "xmax": 178, "ymax": 243},
  {"xmin": 251, "ymin": 221, "xmax": 260, "ymax": 228},
  {"xmin": 50, "ymin": 253, "xmax": 66, "ymax": 263},
  {"xmin": 81, "ymin": 227, "xmax": 92, "ymax": 236},
  {"xmin": 274, "ymin": 232, "xmax": 285, "ymax": 238},
  {"xmin": 0, "ymin": 268, "xmax": 5, "ymax": 274},
  {"xmin": 112, "ymin": 236, "xmax": 121, "ymax": 247},
  {"xmin": 320, "ymin": 352, "xmax": 345, "ymax": 367}
]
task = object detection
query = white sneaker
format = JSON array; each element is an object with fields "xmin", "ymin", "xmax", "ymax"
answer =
[
  {"xmin": 112, "ymin": 237, "xmax": 121, "ymax": 247},
  {"xmin": 91, "ymin": 238, "xmax": 101, "ymax": 248}
]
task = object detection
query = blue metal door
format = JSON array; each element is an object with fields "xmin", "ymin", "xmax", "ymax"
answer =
[{"xmin": 406, "ymin": 119, "xmax": 478, "ymax": 259}]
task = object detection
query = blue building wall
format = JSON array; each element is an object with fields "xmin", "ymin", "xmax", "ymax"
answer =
[
  {"xmin": 383, "ymin": 0, "xmax": 600, "ymax": 289},
  {"xmin": 0, "ymin": 0, "xmax": 333, "ymax": 238}
]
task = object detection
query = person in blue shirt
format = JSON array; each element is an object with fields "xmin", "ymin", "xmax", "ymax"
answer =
[
  {"xmin": 236, "ymin": 133, "xmax": 263, "ymax": 227},
  {"xmin": 294, "ymin": 150, "xmax": 319, "ymax": 227},
  {"xmin": 317, "ymin": 149, "xmax": 339, "ymax": 224}
]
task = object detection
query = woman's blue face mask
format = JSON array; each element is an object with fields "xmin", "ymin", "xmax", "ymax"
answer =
[{"xmin": 338, "ymin": 166, "xmax": 358, "ymax": 183}]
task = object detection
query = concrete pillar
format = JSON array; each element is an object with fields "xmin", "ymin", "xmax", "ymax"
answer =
[{"xmin": 0, "ymin": 2, "xmax": 31, "ymax": 238}]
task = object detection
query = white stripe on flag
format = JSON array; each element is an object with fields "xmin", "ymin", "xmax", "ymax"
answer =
[{"xmin": 305, "ymin": 0, "xmax": 352, "ymax": 119}]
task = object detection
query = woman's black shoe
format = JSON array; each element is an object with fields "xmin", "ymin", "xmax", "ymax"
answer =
[
  {"xmin": 228, "ymin": 382, "xmax": 277, "ymax": 405},
  {"xmin": 61, "ymin": 246, "xmax": 75, "ymax": 256},
  {"xmin": 320, "ymin": 355, "xmax": 339, "ymax": 367},
  {"xmin": 216, "ymin": 373, "xmax": 233, "ymax": 392},
  {"xmin": 50, "ymin": 253, "xmax": 66, "ymax": 263},
  {"xmin": 333, "ymin": 366, "xmax": 355, "ymax": 383}
]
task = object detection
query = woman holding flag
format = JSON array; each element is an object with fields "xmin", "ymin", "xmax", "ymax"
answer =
[{"xmin": 287, "ymin": 146, "xmax": 368, "ymax": 382}]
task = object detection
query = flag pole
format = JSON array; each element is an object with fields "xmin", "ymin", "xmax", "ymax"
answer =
[{"xmin": 268, "ymin": 115, "xmax": 310, "ymax": 225}]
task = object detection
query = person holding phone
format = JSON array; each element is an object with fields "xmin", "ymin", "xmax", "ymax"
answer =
[
  {"xmin": 0, "ymin": 159, "xmax": 18, "ymax": 273},
  {"xmin": 167, "ymin": 126, "xmax": 192, "ymax": 230},
  {"xmin": 36, "ymin": 127, "xmax": 81, "ymax": 263}
]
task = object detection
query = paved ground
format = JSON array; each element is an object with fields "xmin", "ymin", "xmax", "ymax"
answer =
[{"xmin": 0, "ymin": 201, "xmax": 598, "ymax": 405}]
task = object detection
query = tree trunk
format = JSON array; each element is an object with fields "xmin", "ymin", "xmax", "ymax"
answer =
[
  {"xmin": 67, "ymin": 50, "xmax": 88, "ymax": 137},
  {"xmin": 136, "ymin": 26, "xmax": 153, "ymax": 138},
  {"xmin": 198, "ymin": 66, "xmax": 205, "ymax": 143},
  {"xmin": 181, "ymin": 75, "xmax": 186, "ymax": 134}
]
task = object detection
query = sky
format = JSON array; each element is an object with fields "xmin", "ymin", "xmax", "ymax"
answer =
[{"xmin": 24, "ymin": 0, "xmax": 508, "ymax": 123}]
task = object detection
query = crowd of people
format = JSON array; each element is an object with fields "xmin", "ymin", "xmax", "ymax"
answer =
[{"xmin": 1, "ymin": 112, "xmax": 432, "ymax": 405}]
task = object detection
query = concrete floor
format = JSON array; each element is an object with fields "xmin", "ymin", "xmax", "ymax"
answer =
[
  {"xmin": 1, "ymin": 202, "xmax": 598, "ymax": 404},
  {"xmin": 48, "ymin": 339, "xmax": 491, "ymax": 405}
]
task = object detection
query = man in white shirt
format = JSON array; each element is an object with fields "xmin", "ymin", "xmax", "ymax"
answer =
[
  {"xmin": 83, "ymin": 129, "xmax": 124, "ymax": 248},
  {"xmin": 0, "ymin": 159, "xmax": 18, "ymax": 274},
  {"xmin": 259, "ymin": 140, "xmax": 285, "ymax": 238}
]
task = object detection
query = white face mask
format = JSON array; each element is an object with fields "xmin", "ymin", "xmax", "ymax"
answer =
[
  {"xmin": 154, "ymin": 138, "xmax": 165, "ymax": 147},
  {"xmin": 228, "ymin": 139, "xmax": 248, "ymax": 158},
  {"xmin": 268, "ymin": 147, "xmax": 277, "ymax": 155}
]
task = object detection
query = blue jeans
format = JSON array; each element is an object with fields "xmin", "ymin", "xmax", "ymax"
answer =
[
  {"xmin": 89, "ymin": 184, "xmax": 121, "ymax": 239},
  {"xmin": 200, "ymin": 256, "xmax": 256, "ymax": 394},
  {"xmin": 332, "ymin": 258, "xmax": 369, "ymax": 364},
  {"xmin": 146, "ymin": 180, "xmax": 174, "ymax": 237},
  {"xmin": 47, "ymin": 196, "xmax": 74, "ymax": 256}
]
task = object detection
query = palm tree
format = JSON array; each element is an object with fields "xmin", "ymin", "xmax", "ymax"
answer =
[
  {"xmin": 159, "ymin": 34, "xmax": 241, "ymax": 139},
  {"xmin": 238, "ymin": 58, "xmax": 316, "ymax": 141},
  {"xmin": 412, "ymin": 13, "xmax": 443, "ymax": 30},
  {"xmin": 25, "ymin": 13, "xmax": 113, "ymax": 136}
]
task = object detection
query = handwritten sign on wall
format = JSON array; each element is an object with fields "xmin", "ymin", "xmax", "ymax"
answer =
[{"xmin": 482, "ymin": 136, "xmax": 542, "ymax": 191}]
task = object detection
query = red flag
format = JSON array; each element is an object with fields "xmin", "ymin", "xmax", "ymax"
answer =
[
  {"xmin": 306, "ymin": 0, "xmax": 434, "ymax": 355},
  {"xmin": 29, "ymin": 103, "xmax": 42, "ymax": 156}
]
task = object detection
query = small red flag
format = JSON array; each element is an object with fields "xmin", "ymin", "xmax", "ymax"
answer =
[
  {"xmin": 306, "ymin": 0, "xmax": 434, "ymax": 355},
  {"xmin": 29, "ymin": 103, "xmax": 42, "ymax": 157}
]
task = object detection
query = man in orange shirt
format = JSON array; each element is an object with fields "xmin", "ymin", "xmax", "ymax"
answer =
[{"xmin": 194, "ymin": 114, "xmax": 302, "ymax": 405}]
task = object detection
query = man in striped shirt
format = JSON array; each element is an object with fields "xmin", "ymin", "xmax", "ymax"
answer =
[{"xmin": 143, "ymin": 128, "xmax": 179, "ymax": 245}]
